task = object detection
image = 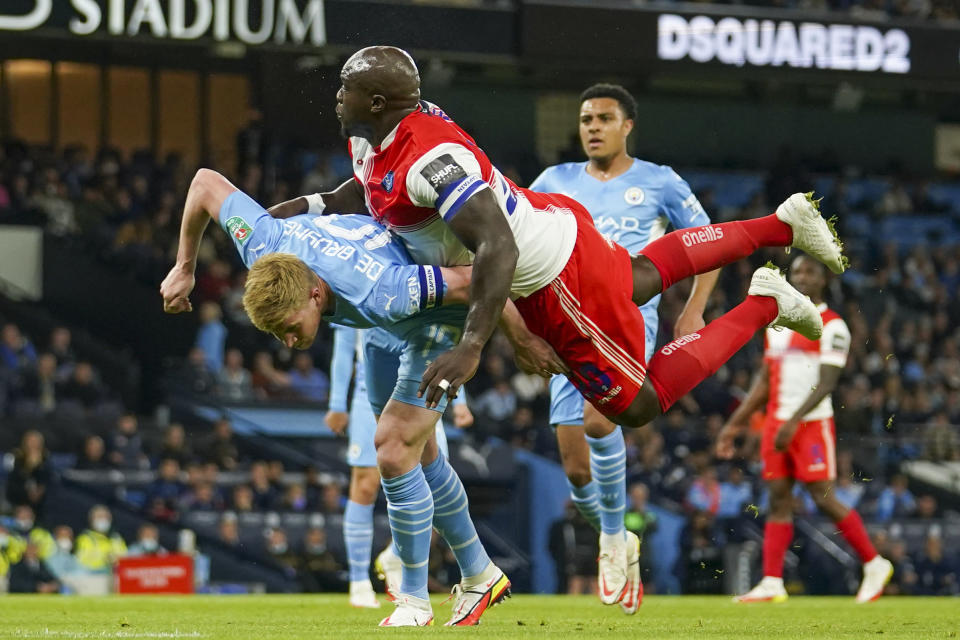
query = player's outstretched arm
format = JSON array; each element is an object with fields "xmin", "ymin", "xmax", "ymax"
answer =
[
  {"xmin": 267, "ymin": 178, "xmax": 369, "ymax": 219},
  {"xmin": 717, "ymin": 362, "xmax": 769, "ymax": 458},
  {"xmin": 773, "ymin": 364, "xmax": 842, "ymax": 451},
  {"xmin": 500, "ymin": 301, "xmax": 570, "ymax": 378},
  {"xmin": 438, "ymin": 266, "xmax": 568, "ymax": 378},
  {"xmin": 419, "ymin": 188, "xmax": 519, "ymax": 407},
  {"xmin": 160, "ymin": 169, "xmax": 239, "ymax": 313},
  {"xmin": 674, "ymin": 268, "xmax": 721, "ymax": 338}
]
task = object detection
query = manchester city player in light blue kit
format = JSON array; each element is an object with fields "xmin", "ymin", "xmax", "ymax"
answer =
[
  {"xmin": 529, "ymin": 84, "xmax": 719, "ymax": 613},
  {"xmin": 324, "ymin": 324, "xmax": 474, "ymax": 608},
  {"xmin": 160, "ymin": 168, "xmax": 518, "ymax": 626}
]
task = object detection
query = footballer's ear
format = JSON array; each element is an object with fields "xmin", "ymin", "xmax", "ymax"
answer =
[
  {"xmin": 371, "ymin": 94, "xmax": 387, "ymax": 114},
  {"xmin": 623, "ymin": 118, "xmax": 635, "ymax": 137}
]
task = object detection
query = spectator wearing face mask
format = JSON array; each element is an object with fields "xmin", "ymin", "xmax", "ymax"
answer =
[
  {"xmin": 46, "ymin": 526, "xmax": 82, "ymax": 580},
  {"xmin": 0, "ymin": 523, "xmax": 27, "ymax": 583},
  {"xmin": 8, "ymin": 542, "xmax": 60, "ymax": 594},
  {"xmin": 9, "ymin": 504, "xmax": 55, "ymax": 560},
  {"xmin": 74, "ymin": 505, "xmax": 127, "ymax": 572},
  {"xmin": 128, "ymin": 524, "xmax": 166, "ymax": 556},
  {"xmin": 264, "ymin": 528, "xmax": 299, "ymax": 585},
  {"xmin": 299, "ymin": 526, "xmax": 345, "ymax": 593}
]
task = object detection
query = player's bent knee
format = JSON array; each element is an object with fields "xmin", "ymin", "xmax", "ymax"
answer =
[{"xmin": 375, "ymin": 439, "xmax": 418, "ymax": 479}]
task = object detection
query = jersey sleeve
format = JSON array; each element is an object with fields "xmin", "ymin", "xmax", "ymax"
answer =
[
  {"xmin": 218, "ymin": 190, "xmax": 284, "ymax": 268},
  {"xmin": 362, "ymin": 264, "xmax": 447, "ymax": 327},
  {"xmin": 661, "ymin": 167, "xmax": 710, "ymax": 230},
  {"xmin": 820, "ymin": 317, "xmax": 851, "ymax": 368},
  {"xmin": 328, "ymin": 325, "xmax": 358, "ymax": 413},
  {"xmin": 405, "ymin": 143, "xmax": 490, "ymax": 222},
  {"xmin": 528, "ymin": 168, "xmax": 553, "ymax": 193}
]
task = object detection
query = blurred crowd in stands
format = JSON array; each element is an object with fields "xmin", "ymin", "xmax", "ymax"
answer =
[
  {"xmin": 0, "ymin": 423, "xmax": 358, "ymax": 593},
  {"xmin": 2, "ymin": 127, "xmax": 960, "ymax": 596}
]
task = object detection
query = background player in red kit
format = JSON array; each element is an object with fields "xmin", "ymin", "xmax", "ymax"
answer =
[
  {"xmin": 717, "ymin": 255, "xmax": 893, "ymax": 603},
  {"xmin": 273, "ymin": 45, "xmax": 847, "ymax": 623}
]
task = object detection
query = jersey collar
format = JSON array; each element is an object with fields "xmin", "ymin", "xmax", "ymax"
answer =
[{"xmin": 377, "ymin": 120, "xmax": 403, "ymax": 152}]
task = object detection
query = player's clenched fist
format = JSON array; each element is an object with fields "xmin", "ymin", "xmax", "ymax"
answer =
[
  {"xmin": 324, "ymin": 410, "xmax": 349, "ymax": 436},
  {"xmin": 160, "ymin": 265, "xmax": 196, "ymax": 314}
]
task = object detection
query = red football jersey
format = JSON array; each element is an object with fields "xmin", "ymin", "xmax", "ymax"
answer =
[
  {"xmin": 349, "ymin": 101, "xmax": 578, "ymax": 297},
  {"xmin": 764, "ymin": 304, "xmax": 850, "ymax": 422}
]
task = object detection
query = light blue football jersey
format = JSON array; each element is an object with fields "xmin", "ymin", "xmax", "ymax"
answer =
[
  {"xmin": 221, "ymin": 190, "xmax": 465, "ymax": 416},
  {"xmin": 220, "ymin": 191, "xmax": 446, "ymax": 331},
  {"xmin": 529, "ymin": 158, "xmax": 709, "ymax": 256},
  {"xmin": 529, "ymin": 158, "xmax": 710, "ymax": 425}
]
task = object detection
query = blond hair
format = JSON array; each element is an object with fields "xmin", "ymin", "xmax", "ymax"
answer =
[{"xmin": 242, "ymin": 253, "xmax": 315, "ymax": 334}]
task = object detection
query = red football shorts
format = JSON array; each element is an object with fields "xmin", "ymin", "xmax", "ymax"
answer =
[
  {"xmin": 514, "ymin": 194, "xmax": 647, "ymax": 417},
  {"xmin": 761, "ymin": 416, "xmax": 837, "ymax": 483}
]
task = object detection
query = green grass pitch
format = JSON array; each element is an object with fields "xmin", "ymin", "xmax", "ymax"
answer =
[{"xmin": 1, "ymin": 595, "xmax": 956, "ymax": 639}]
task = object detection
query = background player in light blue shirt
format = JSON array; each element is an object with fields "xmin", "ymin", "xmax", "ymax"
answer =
[
  {"xmin": 529, "ymin": 84, "xmax": 718, "ymax": 612},
  {"xmin": 325, "ymin": 324, "xmax": 474, "ymax": 607}
]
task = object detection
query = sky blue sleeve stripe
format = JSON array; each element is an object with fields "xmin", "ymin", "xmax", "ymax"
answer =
[{"xmin": 441, "ymin": 180, "xmax": 487, "ymax": 222}]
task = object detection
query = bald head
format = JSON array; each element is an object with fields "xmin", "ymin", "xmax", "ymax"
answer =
[
  {"xmin": 341, "ymin": 46, "xmax": 420, "ymax": 99},
  {"xmin": 337, "ymin": 46, "xmax": 422, "ymax": 143}
]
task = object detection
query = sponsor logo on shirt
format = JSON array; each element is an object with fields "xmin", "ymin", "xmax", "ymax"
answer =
[
  {"xmin": 382, "ymin": 170, "xmax": 395, "ymax": 193},
  {"xmin": 421, "ymin": 154, "xmax": 467, "ymax": 191},
  {"xmin": 682, "ymin": 193, "xmax": 707, "ymax": 221},
  {"xmin": 597, "ymin": 385, "xmax": 623, "ymax": 405},
  {"xmin": 680, "ymin": 226, "xmax": 723, "ymax": 247},
  {"xmin": 660, "ymin": 332, "xmax": 702, "ymax": 356},
  {"xmin": 624, "ymin": 187, "xmax": 645, "ymax": 206},
  {"xmin": 407, "ymin": 276, "xmax": 421, "ymax": 312},
  {"xmin": 225, "ymin": 216, "xmax": 252, "ymax": 245}
]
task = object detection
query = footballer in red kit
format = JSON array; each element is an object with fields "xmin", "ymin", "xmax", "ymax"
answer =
[{"xmin": 718, "ymin": 254, "xmax": 893, "ymax": 604}]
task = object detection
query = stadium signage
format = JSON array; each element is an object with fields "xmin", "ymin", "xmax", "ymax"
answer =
[
  {"xmin": 0, "ymin": 0, "xmax": 326, "ymax": 46},
  {"xmin": 657, "ymin": 14, "xmax": 910, "ymax": 74},
  {"xmin": 523, "ymin": 2, "xmax": 960, "ymax": 81}
]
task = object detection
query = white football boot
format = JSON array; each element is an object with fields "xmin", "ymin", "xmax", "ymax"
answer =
[
  {"xmin": 749, "ymin": 266, "xmax": 823, "ymax": 340},
  {"xmin": 348, "ymin": 579, "xmax": 381, "ymax": 609},
  {"xmin": 855, "ymin": 555, "xmax": 894, "ymax": 603},
  {"xmin": 619, "ymin": 531, "xmax": 643, "ymax": 614},
  {"xmin": 374, "ymin": 544, "xmax": 402, "ymax": 602},
  {"xmin": 378, "ymin": 594, "xmax": 434, "ymax": 627},
  {"xmin": 775, "ymin": 192, "xmax": 846, "ymax": 274},
  {"xmin": 597, "ymin": 532, "xmax": 628, "ymax": 605},
  {"xmin": 733, "ymin": 576, "xmax": 788, "ymax": 603}
]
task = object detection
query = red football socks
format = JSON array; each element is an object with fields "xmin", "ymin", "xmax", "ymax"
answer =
[
  {"xmin": 763, "ymin": 521, "xmax": 794, "ymax": 578},
  {"xmin": 646, "ymin": 295, "xmax": 778, "ymax": 412},
  {"xmin": 640, "ymin": 215, "xmax": 793, "ymax": 290},
  {"xmin": 837, "ymin": 510, "xmax": 878, "ymax": 563}
]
